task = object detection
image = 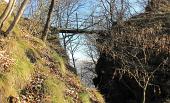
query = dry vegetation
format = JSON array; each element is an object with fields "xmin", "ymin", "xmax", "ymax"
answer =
[{"xmin": 94, "ymin": 11, "xmax": 170, "ymax": 103}]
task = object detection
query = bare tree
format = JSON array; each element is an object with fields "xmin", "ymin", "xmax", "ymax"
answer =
[
  {"xmin": 0, "ymin": 0, "xmax": 15, "ymax": 30},
  {"xmin": 5, "ymin": 0, "xmax": 30, "ymax": 35},
  {"xmin": 41, "ymin": 0, "xmax": 56, "ymax": 41},
  {"xmin": 52, "ymin": 0, "xmax": 86, "ymax": 69},
  {"xmin": 67, "ymin": 35, "xmax": 81, "ymax": 68}
]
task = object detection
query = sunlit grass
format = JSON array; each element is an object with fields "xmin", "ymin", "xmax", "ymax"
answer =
[
  {"xmin": 51, "ymin": 50, "xmax": 66, "ymax": 75},
  {"xmin": 44, "ymin": 76, "xmax": 66, "ymax": 103},
  {"xmin": 79, "ymin": 92, "xmax": 91, "ymax": 103},
  {"xmin": 0, "ymin": 39, "xmax": 35, "ymax": 102}
]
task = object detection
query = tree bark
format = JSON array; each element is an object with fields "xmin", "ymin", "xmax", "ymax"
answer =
[
  {"xmin": 0, "ymin": 0, "xmax": 15, "ymax": 30},
  {"xmin": 41, "ymin": 0, "xmax": 55, "ymax": 41},
  {"xmin": 5, "ymin": 0, "xmax": 29, "ymax": 36},
  {"xmin": 1, "ymin": 0, "xmax": 16, "ymax": 29},
  {"xmin": 142, "ymin": 87, "xmax": 147, "ymax": 103}
]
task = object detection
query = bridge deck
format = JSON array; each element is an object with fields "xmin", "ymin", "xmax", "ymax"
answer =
[{"xmin": 51, "ymin": 28, "xmax": 107, "ymax": 34}]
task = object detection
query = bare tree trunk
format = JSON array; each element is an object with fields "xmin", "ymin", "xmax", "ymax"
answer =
[
  {"xmin": 41, "ymin": 0, "xmax": 55, "ymax": 41},
  {"xmin": 0, "ymin": 0, "xmax": 16, "ymax": 29},
  {"xmin": 5, "ymin": 0, "xmax": 29, "ymax": 36},
  {"xmin": 141, "ymin": 86, "xmax": 147, "ymax": 103},
  {"xmin": 71, "ymin": 50, "xmax": 76, "ymax": 68},
  {"xmin": 0, "ymin": 0, "xmax": 15, "ymax": 30}
]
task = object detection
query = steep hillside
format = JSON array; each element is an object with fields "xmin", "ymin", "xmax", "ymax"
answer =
[
  {"xmin": 94, "ymin": 2, "xmax": 170, "ymax": 103},
  {"xmin": 0, "ymin": 2, "xmax": 104, "ymax": 103}
]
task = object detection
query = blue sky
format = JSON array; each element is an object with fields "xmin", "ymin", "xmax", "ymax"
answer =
[{"xmin": 23, "ymin": 0, "xmax": 147, "ymax": 67}]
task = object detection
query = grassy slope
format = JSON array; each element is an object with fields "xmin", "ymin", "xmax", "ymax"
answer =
[{"xmin": 0, "ymin": 2, "xmax": 104, "ymax": 103}]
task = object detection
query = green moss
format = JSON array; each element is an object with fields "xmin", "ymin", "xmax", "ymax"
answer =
[
  {"xmin": 44, "ymin": 77, "xmax": 66, "ymax": 103},
  {"xmin": 9, "ymin": 40, "xmax": 34, "ymax": 86},
  {"xmin": 79, "ymin": 93, "xmax": 91, "ymax": 103},
  {"xmin": 65, "ymin": 97, "xmax": 74, "ymax": 103},
  {"xmin": 51, "ymin": 51, "xmax": 66, "ymax": 75},
  {"xmin": 0, "ymin": 39, "xmax": 35, "ymax": 102}
]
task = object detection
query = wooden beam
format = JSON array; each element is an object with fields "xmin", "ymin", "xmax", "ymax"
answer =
[{"xmin": 52, "ymin": 28, "xmax": 107, "ymax": 34}]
